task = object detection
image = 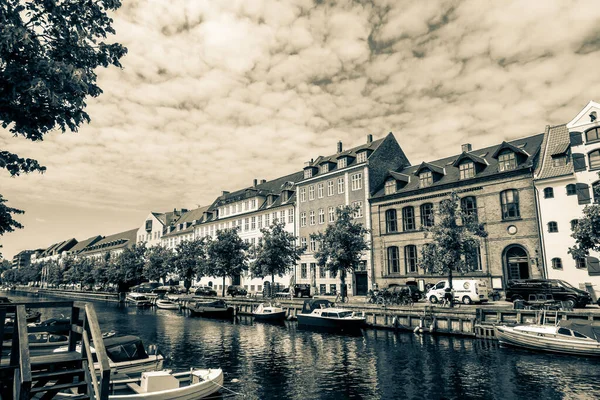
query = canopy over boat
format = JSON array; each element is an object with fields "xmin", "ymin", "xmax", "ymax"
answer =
[
  {"xmin": 559, "ymin": 320, "xmax": 600, "ymax": 342},
  {"xmin": 301, "ymin": 299, "xmax": 332, "ymax": 314}
]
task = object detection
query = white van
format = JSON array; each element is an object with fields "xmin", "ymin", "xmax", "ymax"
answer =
[{"xmin": 426, "ymin": 279, "xmax": 489, "ymax": 305}]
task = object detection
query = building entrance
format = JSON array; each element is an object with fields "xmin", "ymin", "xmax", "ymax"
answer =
[{"xmin": 505, "ymin": 245, "xmax": 530, "ymax": 281}]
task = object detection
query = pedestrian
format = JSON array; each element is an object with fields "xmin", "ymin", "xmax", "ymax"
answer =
[{"xmin": 444, "ymin": 287, "xmax": 454, "ymax": 307}]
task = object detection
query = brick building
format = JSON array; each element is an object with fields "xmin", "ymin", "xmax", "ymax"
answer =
[
  {"xmin": 296, "ymin": 133, "xmax": 409, "ymax": 296},
  {"xmin": 370, "ymin": 134, "xmax": 545, "ymax": 296}
]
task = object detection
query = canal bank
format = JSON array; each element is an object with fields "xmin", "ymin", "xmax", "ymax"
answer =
[{"xmin": 15, "ymin": 287, "xmax": 600, "ymax": 339}]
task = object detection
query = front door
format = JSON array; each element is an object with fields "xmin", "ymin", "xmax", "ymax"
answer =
[
  {"xmin": 355, "ymin": 272, "xmax": 368, "ymax": 296},
  {"xmin": 505, "ymin": 245, "xmax": 530, "ymax": 280}
]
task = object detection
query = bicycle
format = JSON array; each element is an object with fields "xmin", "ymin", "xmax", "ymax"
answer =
[{"xmin": 335, "ymin": 292, "xmax": 348, "ymax": 304}]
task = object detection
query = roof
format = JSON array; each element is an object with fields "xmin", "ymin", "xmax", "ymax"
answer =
[
  {"xmin": 452, "ymin": 152, "xmax": 488, "ymax": 167},
  {"xmin": 303, "ymin": 137, "xmax": 386, "ymax": 174},
  {"xmin": 103, "ymin": 335, "xmax": 143, "ymax": 348},
  {"xmin": 80, "ymin": 228, "xmax": 138, "ymax": 254},
  {"xmin": 69, "ymin": 235, "xmax": 103, "ymax": 254},
  {"xmin": 414, "ymin": 162, "xmax": 445, "ymax": 176},
  {"xmin": 373, "ymin": 133, "xmax": 545, "ymax": 199},
  {"xmin": 535, "ymin": 124, "xmax": 574, "ymax": 180},
  {"xmin": 388, "ymin": 171, "xmax": 411, "ymax": 183},
  {"xmin": 162, "ymin": 205, "xmax": 211, "ymax": 238}
]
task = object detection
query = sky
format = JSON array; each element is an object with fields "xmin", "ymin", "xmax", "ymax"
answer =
[{"xmin": 2, "ymin": 0, "xmax": 600, "ymax": 260}]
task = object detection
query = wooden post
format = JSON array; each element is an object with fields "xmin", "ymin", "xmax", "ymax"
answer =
[{"xmin": 68, "ymin": 305, "xmax": 81, "ymax": 352}]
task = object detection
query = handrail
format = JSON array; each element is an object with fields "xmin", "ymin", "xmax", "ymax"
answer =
[
  {"xmin": 15, "ymin": 305, "xmax": 31, "ymax": 399},
  {"xmin": 85, "ymin": 303, "xmax": 111, "ymax": 400},
  {"xmin": 82, "ymin": 330, "xmax": 101, "ymax": 398}
]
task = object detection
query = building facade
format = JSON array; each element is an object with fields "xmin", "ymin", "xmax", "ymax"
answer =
[
  {"xmin": 295, "ymin": 133, "xmax": 410, "ymax": 296},
  {"xmin": 12, "ymin": 250, "xmax": 37, "ymax": 269},
  {"xmin": 534, "ymin": 101, "xmax": 600, "ymax": 299},
  {"xmin": 370, "ymin": 134, "xmax": 545, "ymax": 296}
]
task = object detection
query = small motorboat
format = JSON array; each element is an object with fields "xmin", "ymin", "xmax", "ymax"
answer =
[
  {"xmin": 494, "ymin": 320, "xmax": 600, "ymax": 357},
  {"xmin": 296, "ymin": 299, "xmax": 365, "ymax": 332},
  {"xmin": 187, "ymin": 299, "xmax": 234, "ymax": 318},
  {"xmin": 156, "ymin": 299, "xmax": 180, "ymax": 310},
  {"xmin": 253, "ymin": 303, "xmax": 286, "ymax": 321},
  {"xmin": 126, "ymin": 293, "xmax": 153, "ymax": 308}
]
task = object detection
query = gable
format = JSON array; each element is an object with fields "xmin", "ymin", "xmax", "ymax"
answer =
[{"xmin": 567, "ymin": 101, "xmax": 600, "ymax": 130}]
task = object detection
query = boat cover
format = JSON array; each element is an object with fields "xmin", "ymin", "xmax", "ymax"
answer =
[
  {"xmin": 301, "ymin": 299, "xmax": 332, "ymax": 314},
  {"xmin": 559, "ymin": 320, "xmax": 600, "ymax": 342}
]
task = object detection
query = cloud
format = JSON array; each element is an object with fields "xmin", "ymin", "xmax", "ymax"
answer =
[{"xmin": 3, "ymin": 0, "xmax": 600, "ymax": 258}]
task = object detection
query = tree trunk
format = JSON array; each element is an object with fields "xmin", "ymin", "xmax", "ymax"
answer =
[
  {"xmin": 271, "ymin": 274, "xmax": 275, "ymax": 298},
  {"xmin": 222, "ymin": 276, "xmax": 226, "ymax": 297},
  {"xmin": 340, "ymin": 269, "xmax": 346, "ymax": 302},
  {"xmin": 448, "ymin": 269, "xmax": 454, "ymax": 308}
]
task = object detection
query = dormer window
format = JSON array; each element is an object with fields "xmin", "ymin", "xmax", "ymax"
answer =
[
  {"xmin": 304, "ymin": 169, "xmax": 313, "ymax": 179},
  {"xmin": 384, "ymin": 179, "xmax": 396, "ymax": 195},
  {"xmin": 459, "ymin": 161, "xmax": 475, "ymax": 180},
  {"xmin": 419, "ymin": 171, "xmax": 433, "ymax": 188},
  {"xmin": 338, "ymin": 158, "xmax": 347, "ymax": 169},
  {"xmin": 356, "ymin": 152, "xmax": 367, "ymax": 163},
  {"xmin": 498, "ymin": 150, "xmax": 516, "ymax": 172},
  {"xmin": 281, "ymin": 191, "xmax": 289, "ymax": 202},
  {"xmin": 320, "ymin": 164, "xmax": 329, "ymax": 173}
]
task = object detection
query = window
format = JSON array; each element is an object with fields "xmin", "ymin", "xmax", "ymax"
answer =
[
  {"xmin": 338, "ymin": 177, "xmax": 345, "ymax": 194},
  {"xmin": 498, "ymin": 150, "xmax": 517, "ymax": 171},
  {"xmin": 244, "ymin": 218, "xmax": 250, "ymax": 231},
  {"xmin": 571, "ymin": 219, "xmax": 579, "ymax": 230},
  {"xmin": 402, "ymin": 206, "xmax": 416, "ymax": 231},
  {"xmin": 327, "ymin": 180, "xmax": 334, "ymax": 196},
  {"xmin": 553, "ymin": 156, "xmax": 568, "ymax": 167},
  {"xmin": 300, "ymin": 212, "xmax": 306, "ymax": 227},
  {"xmin": 420, "ymin": 203, "xmax": 434, "ymax": 228},
  {"xmin": 309, "ymin": 186, "xmax": 315, "ymax": 200},
  {"xmin": 338, "ymin": 158, "xmax": 347, "ymax": 169},
  {"xmin": 576, "ymin": 258, "xmax": 586, "ymax": 269},
  {"xmin": 419, "ymin": 171, "xmax": 433, "ymax": 188},
  {"xmin": 404, "ymin": 245, "xmax": 417, "ymax": 273},
  {"xmin": 351, "ymin": 173, "xmax": 363, "ymax": 191},
  {"xmin": 356, "ymin": 152, "xmax": 367, "ymax": 163},
  {"xmin": 288, "ymin": 209, "xmax": 294, "ymax": 223},
  {"xmin": 257, "ymin": 215, "xmax": 263, "ymax": 229},
  {"xmin": 309, "ymin": 238, "xmax": 316, "ymax": 252},
  {"xmin": 304, "ymin": 169, "xmax": 313, "ymax": 179},
  {"xmin": 351, "ymin": 201, "xmax": 363, "ymax": 218},
  {"xmin": 460, "ymin": 196, "xmax": 478, "ymax": 223},
  {"xmin": 385, "ymin": 209, "xmax": 398, "ymax": 233},
  {"xmin": 310, "ymin": 211, "xmax": 315, "ymax": 225},
  {"xmin": 548, "ymin": 221, "xmax": 558, "ymax": 233},
  {"xmin": 566, "ymin": 184, "xmax": 577, "ymax": 196},
  {"xmin": 466, "ymin": 246, "xmax": 482, "ymax": 271},
  {"xmin": 300, "ymin": 188, "xmax": 306, "ymax": 202},
  {"xmin": 500, "ymin": 189, "xmax": 520, "ymax": 220},
  {"xmin": 328, "ymin": 207, "xmax": 335, "ymax": 222},
  {"xmin": 251, "ymin": 217, "xmax": 256, "ymax": 230},
  {"xmin": 319, "ymin": 266, "xmax": 326, "ymax": 278},
  {"xmin": 301, "ymin": 263, "xmax": 307, "ymax": 279},
  {"xmin": 280, "ymin": 210, "xmax": 285, "ymax": 222},
  {"xmin": 585, "ymin": 127, "xmax": 600, "ymax": 143},
  {"xmin": 459, "ymin": 161, "xmax": 475, "ymax": 180},
  {"xmin": 320, "ymin": 164, "xmax": 329, "ymax": 174},
  {"xmin": 317, "ymin": 183, "xmax": 324, "ymax": 198},
  {"xmin": 265, "ymin": 213, "xmax": 270, "ymax": 226},
  {"xmin": 300, "ymin": 237, "xmax": 307, "ymax": 248},
  {"xmin": 387, "ymin": 246, "xmax": 400, "ymax": 274},
  {"xmin": 551, "ymin": 258, "xmax": 562, "ymax": 269},
  {"xmin": 589, "ymin": 150, "xmax": 600, "ymax": 169},
  {"xmin": 384, "ymin": 179, "xmax": 396, "ymax": 195},
  {"xmin": 543, "ymin": 187, "xmax": 554, "ymax": 199},
  {"xmin": 318, "ymin": 209, "xmax": 325, "ymax": 224}
]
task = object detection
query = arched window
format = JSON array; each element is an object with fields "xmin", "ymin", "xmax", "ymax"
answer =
[
  {"xmin": 385, "ymin": 209, "xmax": 398, "ymax": 233},
  {"xmin": 551, "ymin": 258, "xmax": 562, "ymax": 269},
  {"xmin": 498, "ymin": 150, "xmax": 517, "ymax": 171},
  {"xmin": 420, "ymin": 203, "xmax": 434, "ymax": 227},
  {"xmin": 589, "ymin": 150, "xmax": 600, "ymax": 170},
  {"xmin": 461, "ymin": 196, "xmax": 478, "ymax": 223},
  {"xmin": 402, "ymin": 206, "xmax": 416, "ymax": 231},
  {"xmin": 585, "ymin": 127, "xmax": 600, "ymax": 143},
  {"xmin": 566, "ymin": 184, "xmax": 577, "ymax": 196},
  {"xmin": 548, "ymin": 222, "xmax": 558, "ymax": 233},
  {"xmin": 543, "ymin": 187, "xmax": 554, "ymax": 199},
  {"xmin": 404, "ymin": 245, "xmax": 417, "ymax": 273},
  {"xmin": 500, "ymin": 189, "xmax": 520, "ymax": 220},
  {"xmin": 387, "ymin": 246, "xmax": 400, "ymax": 274},
  {"xmin": 571, "ymin": 219, "xmax": 579, "ymax": 230}
]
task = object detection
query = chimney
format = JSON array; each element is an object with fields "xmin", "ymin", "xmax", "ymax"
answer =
[
  {"xmin": 221, "ymin": 190, "xmax": 229, "ymax": 196},
  {"xmin": 253, "ymin": 179, "xmax": 258, "ymax": 187},
  {"xmin": 261, "ymin": 179, "xmax": 267, "ymax": 184},
  {"xmin": 337, "ymin": 141, "xmax": 343, "ymax": 153},
  {"xmin": 461, "ymin": 143, "xmax": 472, "ymax": 153},
  {"xmin": 367, "ymin": 134, "xmax": 373, "ymax": 144}
]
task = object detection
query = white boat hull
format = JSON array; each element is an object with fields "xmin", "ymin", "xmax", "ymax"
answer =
[
  {"xmin": 494, "ymin": 325, "xmax": 600, "ymax": 356},
  {"xmin": 156, "ymin": 301, "xmax": 179, "ymax": 310}
]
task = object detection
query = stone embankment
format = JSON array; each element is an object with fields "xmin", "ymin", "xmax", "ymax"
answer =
[{"xmin": 14, "ymin": 287, "xmax": 600, "ymax": 339}]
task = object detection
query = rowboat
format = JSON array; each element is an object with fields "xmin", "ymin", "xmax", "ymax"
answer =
[
  {"xmin": 156, "ymin": 299, "xmax": 180, "ymax": 310},
  {"xmin": 252, "ymin": 303, "xmax": 286, "ymax": 321},
  {"xmin": 494, "ymin": 320, "xmax": 600, "ymax": 357}
]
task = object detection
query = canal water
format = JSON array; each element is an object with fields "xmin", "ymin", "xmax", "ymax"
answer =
[{"xmin": 9, "ymin": 293, "xmax": 600, "ymax": 399}]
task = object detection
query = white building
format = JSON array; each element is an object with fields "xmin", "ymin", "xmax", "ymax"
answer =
[
  {"xmin": 534, "ymin": 101, "xmax": 600, "ymax": 300},
  {"xmin": 136, "ymin": 209, "xmax": 188, "ymax": 247}
]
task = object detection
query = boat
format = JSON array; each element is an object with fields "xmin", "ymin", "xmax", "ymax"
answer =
[
  {"xmin": 126, "ymin": 293, "xmax": 153, "ymax": 308},
  {"xmin": 494, "ymin": 320, "xmax": 600, "ymax": 357},
  {"xmin": 296, "ymin": 299, "xmax": 366, "ymax": 332},
  {"xmin": 59, "ymin": 368, "xmax": 223, "ymax": 400},
  {"xmin": 187, "ymin": 299, "xmax": 234, "ymax": 318},
  {"xmin": 156, "ymin": 299, "xmax": 180, "ymax": 310},
  {"xmin": 252, "ymin": 303, "xmax": 287, "ymax": 321},
  {"xmin": 55, "ymin": 335, "xmax": 164, "ymax": 375}
]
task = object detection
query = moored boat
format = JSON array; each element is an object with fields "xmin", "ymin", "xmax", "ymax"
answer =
[
  {"xmin": 494, "ymin": 320, "xmax": 600, "ymax": 357},
  {"xmin": 296, "ymin": 299, "xmax": 365, "ymax": 332},
  {"xmin": 187, "ymin": 299, "xmax": 234, "ymax": 318},
  {"xmin": 156, "ymin": 299, "xmax": 180, "ymax": 310},
  {"xmin": 126, "ymin": 293, "xmax": 153, "ymax": 308},
  {"xmin": 253, "ymin": 303, "xmax": 286, "ymax": 321}
]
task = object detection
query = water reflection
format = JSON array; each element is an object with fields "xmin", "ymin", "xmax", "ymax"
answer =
[{"xmin": 6, "ymin": 293, "xmax": 600, "ymax": 399}]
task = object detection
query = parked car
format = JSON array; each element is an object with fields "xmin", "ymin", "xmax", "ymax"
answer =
[
  {"xmin": 195, "ymin": 286, "xmax": 217, "ymax": 296},
  {"xmin": 227, "ymin": 285, "xmax": 248, "ymax": 297},
  {"xmin": 505, "ymin": 279, "xmax": 592, "ymax": 308},
  {"xmin": 388, "ymin": 285, "xmax": 423, "ymax": 302},
  {"xmin": 131, "ymin": 282, "xmax": 161, "ymax": 293},
  {"xmin": 293, "ymin": 284, "xmax": 311, "ymax": 298},
  {"xmin": 426, "ymin": 279, "xmax": 489, "ymax": 305}
]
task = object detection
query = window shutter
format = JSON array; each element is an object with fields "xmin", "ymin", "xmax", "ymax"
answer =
[
  {"xmin": 570, "ymin": 132, "xmax": 583, "ymax": 146},
  {"xmin": 577, "ymin": 183, "xmax": 591, "ymax": 204},
  {"xmin": 572, "ymin": 153, "xmax": 586, "ymax": 172},
  {"xmin": 587, "ymin": 257, "xmax": 600, "ymax": 276}
]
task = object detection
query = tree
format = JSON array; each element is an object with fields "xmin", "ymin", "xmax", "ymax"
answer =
[
  {"xmin": 109, "ymin": 243, "xmax": 147, "ymax": 292},
  {"xmin": 205, "ymin": 228, "xmax": 249, "ymax": 297},
  {"xmin": 250, "ymin": 221, "xmax": 304, "ymax": 294},
  {"xmin": 144, "ymin": 245, "xmax": 173, "ymax": 285},
  {"xmin": 311, "ymin": 205, "xmax": 370, "ymax": 302},
  {"xmin": 172, "ymin": 239, "xmax": 206, "ymax": 292},
  {"xmin": 46, "ymin": 259, "xmax": 63, "ymax": 287},
  {"xmin": 0, "ymin": 0, "xmax": 126, "ymax": 235},
  {"xmin": 418, "ymin": 192, "xmax": 488, "ymax": 303},
  {"xmin": 569, "ymin": 173, "xmax": 600, "ymax": 260},
  {"xmin": 92, "ymin": 252, "xmax": 112, "ymax": 289}
]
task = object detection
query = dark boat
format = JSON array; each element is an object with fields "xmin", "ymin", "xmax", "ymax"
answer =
[
  {"xmin": 252, "ymin": 303, "xmax": 287, "ymax": 322},
  {"xmin": 188, "ymin": 299, "xmax": 234, "ymax": 318},
  {"xmin": 296, "ymin": 299, "xmax": 365, "ymax": 332}
]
